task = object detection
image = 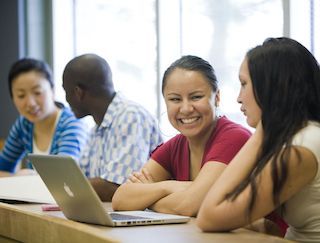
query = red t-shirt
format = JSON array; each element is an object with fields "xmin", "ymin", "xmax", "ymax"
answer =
[
  {"xmin": 150, "ymin": 116, "xmax": 252, "ymax": 180},
  {"xmin": 151, "ymin": 116, "xmax": 288, "ymax": 236}
]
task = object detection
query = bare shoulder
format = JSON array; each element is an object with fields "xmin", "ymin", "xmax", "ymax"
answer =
[
  {"xmin": 287, "ymin": 146, "xmax": 318, "ymax": 177},
  {"xmin": 280, "ymin": 146, "xmax": 318, "ymax": 200}
]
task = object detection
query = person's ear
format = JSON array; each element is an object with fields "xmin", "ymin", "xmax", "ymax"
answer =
[
  {"xmin": 75, "ymin": 86, "xmax": 84, "ymax": 101},
  {"xmin": 51, "ymin": 87, "xmax": 56, "ymax": 101},
  {"xmin": 215, "ymin": 89, "xmax": 220, "ymax": 108}
]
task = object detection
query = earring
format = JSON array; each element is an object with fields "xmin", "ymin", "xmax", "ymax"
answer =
[{"xmin": 158, "ymin": 111, "xmax": 178, "ymax": 137}]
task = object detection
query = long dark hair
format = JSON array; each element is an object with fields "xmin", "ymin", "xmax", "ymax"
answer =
[
  {"xmin": 227, "ymin": 37, "xmax": 320, "ymax": 217},
  {"xmin": 162, "ymin": 55, "xmax": 218, "ymax": 94}
]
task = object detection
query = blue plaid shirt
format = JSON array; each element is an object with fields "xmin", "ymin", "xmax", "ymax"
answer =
[{"xmin": 79, "ymin": 93, "xmax": 163, "ymax": 185}]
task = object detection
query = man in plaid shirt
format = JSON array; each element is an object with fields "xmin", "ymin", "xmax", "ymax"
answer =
[{"xmin": 63, "ymin": 54, "xmax": 163, "ymax": 201}]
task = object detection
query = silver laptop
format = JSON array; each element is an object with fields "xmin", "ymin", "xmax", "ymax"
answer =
[{"xmin": 27, "ymin": 154, "xmax": 190, "ymax": 227}]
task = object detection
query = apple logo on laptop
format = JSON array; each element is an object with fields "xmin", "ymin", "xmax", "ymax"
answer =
[{"xmin": 63, "ymin": 183, "xmax": 74, "ymax": 197}]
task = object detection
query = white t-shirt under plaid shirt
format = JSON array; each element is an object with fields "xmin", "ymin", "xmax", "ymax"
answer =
[{"xmin": 79, "ymin": 92, "xmax": 163, "ymax": 185}]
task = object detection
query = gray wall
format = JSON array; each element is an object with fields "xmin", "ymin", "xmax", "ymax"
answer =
[
  {"xmin": 0, "ymin": 0, "xmax": 53, "ymax": 138},
  {"xmin": 0, "ymin": 0, "xmax": 24, "ymax": 138}
]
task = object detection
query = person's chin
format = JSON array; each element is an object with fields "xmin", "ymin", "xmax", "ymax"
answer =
[
  {"xmin": 26, "ymin": 116, "xmax": 41, "ymax": 123},
  {"xmin": 247, "ymin": 119, "xmax": 258, "ymax": 129},
  {"xmin": 75, "ymin": 112, "xmax": 88, "ymax": 119},
  {"xmin": 24, "ymin": 112, "xmax": 41, "ymax": 122}
]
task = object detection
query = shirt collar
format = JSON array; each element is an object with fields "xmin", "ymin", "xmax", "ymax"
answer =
[{"xmin": 99, "ymin": 92, "xmax": 126, "ymax": 129}]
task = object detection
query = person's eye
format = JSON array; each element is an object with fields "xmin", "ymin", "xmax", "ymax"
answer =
[
  {"xmin": 192, "ymin": 95, "xmax": 203, "ymax": 99},
  {"xmin": 17, "ymin": 95, "xmax": 25, "ymax": 99},
  {"xmin": 241, "ymin": 82, "xmax": 246, "ymax": 87},
  {"xmin": 170, "ymin": 98, "xmax": 180, "ymax": 101},
  {"xmin": 34, "ymin": 90, "xmax": 43, "ymax": 96}
]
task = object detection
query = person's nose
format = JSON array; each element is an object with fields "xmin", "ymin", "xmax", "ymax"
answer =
[
  {"xmin": 237, "ymin": 91, "xmax": 242, "ymax": 104},
  {"xmin": 180, "ymin": 100, "xmax": 194, "ymax": 114},
  {"xmin": 26, "ymin": 95, "xmax": 37, "ymax": 108}
]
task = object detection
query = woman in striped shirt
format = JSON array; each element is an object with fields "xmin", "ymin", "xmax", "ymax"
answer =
[{"xmin": 0, "ymin": 58, "xmax": 88, "ymax": 177}]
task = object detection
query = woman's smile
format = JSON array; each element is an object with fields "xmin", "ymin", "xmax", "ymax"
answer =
[
  {"xmin": 164, "ymin": 68, "xmax": 219, "ymax": 140},
  {"xmin": 179, "ymin": 117, "xmax": 200, "ymax": 124}
]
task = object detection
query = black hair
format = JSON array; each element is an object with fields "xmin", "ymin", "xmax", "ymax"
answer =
[
  {"xmin": 162, "ymin": 55, "xmax": 218, "ymax": 94},
  {"xmin": 8, "ymin": 57, "xmax": 53, "ymax": 97}
]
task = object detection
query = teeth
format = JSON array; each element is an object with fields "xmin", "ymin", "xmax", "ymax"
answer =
[
  {"xmin": 29, "ymin": 110, "xmax": 39, "ymax": 115},
  {"xmin": 181, "ymin": 117, "xmax": 198, "ymax": 124}
]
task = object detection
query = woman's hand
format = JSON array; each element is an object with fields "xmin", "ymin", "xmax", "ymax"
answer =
[
  {"xmin": 112, "ymin": 159, "xmax": 173, "ymax": 211},
  {"xmin": 126, "ymin": 168, "xmax": 156, "ymax": 184},
  {"xmin": 15, "ymin": 169, "xmax": 38, "ymax": 177}
]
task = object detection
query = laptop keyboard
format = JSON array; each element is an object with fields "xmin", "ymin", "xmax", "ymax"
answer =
[{"xmin": 109, "ymin": 212, "xmax": 152, "ymax": 221}]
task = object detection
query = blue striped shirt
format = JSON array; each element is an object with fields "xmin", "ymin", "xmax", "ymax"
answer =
[
  {"xmin": 79, "ymin": 92, "xmax": 163, "ymax": 185},
  {"xmin": 0, "ymin": 107, "xmax": 89, "ymax": 172}
]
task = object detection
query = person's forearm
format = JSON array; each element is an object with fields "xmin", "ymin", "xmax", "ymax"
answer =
[
  {"xmin": 150, "ymin": 190, "xmax": 199, "ymax": 216},
  {"xmin": 88, "ymin": 177, "xmax": 120, "ymax": 202},
  {"xmin": 150, "ymin": 181, "xmax": 211, "ymax": 216},
  {"xmin": 15, "ymin": 169, "xmax": 37, "ymax": 177},
  {"xmin": 151, "ymin": 162, "xmax": 228, "ymax": 217},
  {"xmin": 197, "ymin": 130, "xmax": 264, "ymax": 232},
  {"xmin": 0, "ymin": 170, "xmax": 13, "ymax": 177},
  {"xmin": 204, "ymin": 129, "xmax": 262, "ymax": 206},
  {"xmin": 112, "ymin": 181, "xmax": 171, "ymax": 211}
]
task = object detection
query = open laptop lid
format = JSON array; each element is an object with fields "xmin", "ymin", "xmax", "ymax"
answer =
[
  {"xmin": 27, "ymin": 154, "xmax": 190, "ymax": 227},
  {"xmin": 27, "ymin": 154, "xmax": 115, "ymax": 226}
]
